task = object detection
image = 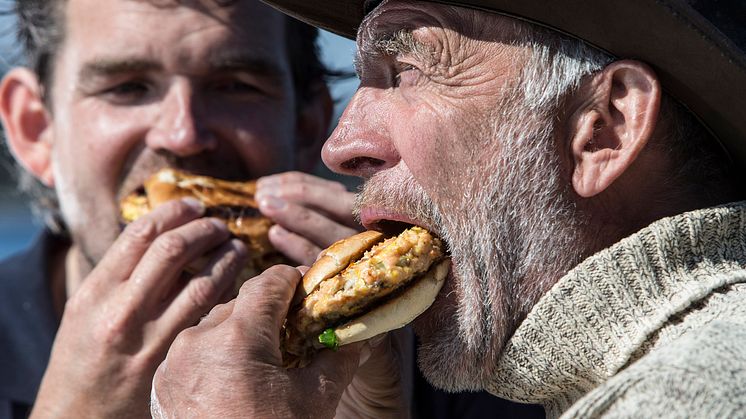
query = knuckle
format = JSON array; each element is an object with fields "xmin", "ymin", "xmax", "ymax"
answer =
[
  {"xmin": 64, "ymin": 286, "xmax": 93, "ymax": 314},
  {"xmin": 332, "ymin": 181, "xmax": 348, "ymax": 192},
  {"xmin": 198, "ymin": 218, "xmax": 225, "ymax": 236},
  {"xmin": 303, "ymin": 243, "xmax": 321, "ymax": 265},
  {"xmin": 166, "ymin": 328, "xmax": 199, "ymax": 363},
  {"xmin": 92, "ymin": 312, "xmax": 135, "ymax": 347},
  {"xmin": 280, "ymin": 171, "xmax": 304, "ymax": 184},
  {"xmin": 153, "ymin": 233, "xmax": 189, "ymax": 263},
  {"xmin": 124, "ymin": 217, "xmax": 159, "ymax": 244},
  {"xmin": 187, "ymin": 278, "xmax": 218, "ymax": 311},
  {"xmin": 239, "ymin": 265, "xmax": 297, "ymax": 296},
  {"xmin": 263, "ymin": 264, "xmax": 299, "ymax": 284},
  {"xmin": 295, "ymin": 206, "xmax": 313, "ymax": 223},
  {"xmin": 221, "ymin": 318, "xmax": 249, "ymax": 343}
]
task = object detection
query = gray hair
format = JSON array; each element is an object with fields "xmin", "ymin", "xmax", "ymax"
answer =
[{"xmin": 514, "ymin": 23, "xmax": 736, "ymax": 204}]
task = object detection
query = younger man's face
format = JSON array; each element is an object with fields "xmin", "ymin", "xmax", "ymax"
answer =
[{"xmin": 47, "ymin": 0, "xmax": 307, "ymax": 264}]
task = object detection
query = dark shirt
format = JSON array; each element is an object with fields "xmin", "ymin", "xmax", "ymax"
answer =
[
  {"xmin": 411, "ymin": 339, "xmax": 545, "ymax": 419},
  {"xmin": 0, "ymin": 233, "xmax": 59, "ymax": 419}
]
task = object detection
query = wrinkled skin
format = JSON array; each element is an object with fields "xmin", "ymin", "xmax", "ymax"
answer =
[{"xmin": 151, "ymin": 266, "xmax": 410, "ymax": 419}]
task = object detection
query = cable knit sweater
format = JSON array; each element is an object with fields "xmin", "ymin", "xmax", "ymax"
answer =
[{"xmin": 485, "ymin": 202, "xmax": 746, "ymax": 418}]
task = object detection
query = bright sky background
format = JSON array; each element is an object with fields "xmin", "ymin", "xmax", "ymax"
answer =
[{"xmin": 0, "ymin": 9, "xmax": 359, "ymax": 259}]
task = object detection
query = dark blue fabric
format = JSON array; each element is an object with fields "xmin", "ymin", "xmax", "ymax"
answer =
[
  {"xmin": 0, "ymin": 233, "xmax": 59, "ymax": 419},
  {"xmin": 411, "ymin": 338, "xmax": 545, "ymax": 419}
]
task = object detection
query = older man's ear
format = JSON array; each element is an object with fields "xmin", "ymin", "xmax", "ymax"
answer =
[
  {"xmin": 0, "ymin": 67, "xmax": 55, "ymax": 187},
  {"xmin": 568, "ymin": 60, "xmax": 661, "ymax": 198}
]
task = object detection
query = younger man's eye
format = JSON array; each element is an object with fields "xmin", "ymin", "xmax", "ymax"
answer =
[
  {"xmin": 212, "ymin": 79, "xmax": 260, "ymax": 95},
  {"xmin": 101, "ymin": 81, "xmax": 150, "ymax": 103}
]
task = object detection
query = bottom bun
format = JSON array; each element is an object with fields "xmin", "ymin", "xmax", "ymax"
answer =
[{"xmin": 316, "ymin": 259, "xmax": 450, "ymax": 349}]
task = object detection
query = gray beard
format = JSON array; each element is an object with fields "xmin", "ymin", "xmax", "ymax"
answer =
[{"xmin": 354, "ymin": 106, "xmax": 590, "ymax": 392}]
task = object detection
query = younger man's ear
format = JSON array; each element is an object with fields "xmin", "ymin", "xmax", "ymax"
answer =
[
  {"xmin": 294, "ymin": 82, "xmax": 333, "ymax": 173},
  {"xmin": 568, "ymin": 60, "xmax": 661, "ymax": 198},
  {"xmin": 0, "ymin": 67, "xmax": 55, "ymax": 187}
]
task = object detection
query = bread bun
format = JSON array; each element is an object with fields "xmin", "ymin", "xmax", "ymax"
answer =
[{"xmin": 283, "ymin": 227, "xmax": 449, "ymax": 367}]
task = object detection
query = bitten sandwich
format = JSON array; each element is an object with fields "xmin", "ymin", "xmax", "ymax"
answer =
[
  {"xmin": 120, "ymin": 168, "xmax": 289, "ymax": 283},
  {"xmin": 283, "ymin": 226, "xmax": 449, "ymax": 367}
]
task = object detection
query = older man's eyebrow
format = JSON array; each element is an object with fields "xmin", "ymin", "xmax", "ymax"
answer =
[{"xmin": 355, "ymin": 29, "xmax": 434, "ymax": 77}]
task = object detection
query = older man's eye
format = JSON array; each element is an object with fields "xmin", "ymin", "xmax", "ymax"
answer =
[{"xmin": 394, "ymin": 64, "xmax": 420, "ymax": 87}]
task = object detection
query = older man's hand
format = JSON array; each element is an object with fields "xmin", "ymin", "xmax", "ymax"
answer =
[
  {"xmin": 257, "ymin": 172, "xmax": 360, "ymax": 266},
  {"xmin": 151, "ymin": 265, "xmax": 411, "ymax": 419}
]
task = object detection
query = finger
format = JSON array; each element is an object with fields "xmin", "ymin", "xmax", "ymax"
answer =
[
  {"xmin": 260, "ymin": 200, "xmax": 358, "ymax": 249},
  {"xmin": 94, "ymin": 198, "xmax": 205, "ymax": 286},
  {"xmin": 234, "ymin": 265, "xmax": 302, "ymax": 343},
  {"xmin": 258, "ymin": 171, "xmax": 345, "ymax": 191},
  {"xmin": 197, "ymin": 300, "xmax": 236, "ymax": 330},
  {"xmin": 268, "ymin": 225, "xmax": 323, "ymax": 266},
  {"xmin": 128, "ymin": 218, "xmax": 231, "ymax": 305},
  {"xmin": 256, "ymin": 173, "xmax": 357, "ymax": 227},
  {"xmin": 156, "ymin": 239, "xmax": 248, "ymax": 344},
  {"xmin": 292, "ymin": 343, "xmax": 361, "ymax": 400}
]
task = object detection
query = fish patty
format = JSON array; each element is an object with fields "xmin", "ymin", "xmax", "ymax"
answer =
[{"xmin": 292, "ymin": 226, "xmax": 444, "ymax": 339}]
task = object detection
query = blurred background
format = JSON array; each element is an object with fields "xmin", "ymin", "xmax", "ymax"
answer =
[{"xmin": 0, "ymin": 8, "xmax": 359, "ymax": 259}]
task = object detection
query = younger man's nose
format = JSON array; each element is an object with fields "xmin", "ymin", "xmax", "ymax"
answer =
[{"xmin": 146, "ymin": 81, "xmax": 217, "ymax": 157}]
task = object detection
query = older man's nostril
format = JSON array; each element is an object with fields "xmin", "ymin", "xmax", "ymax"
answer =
[{"xmin": 340, "ymin": 157, "xmax": 386, "ymax": 172}]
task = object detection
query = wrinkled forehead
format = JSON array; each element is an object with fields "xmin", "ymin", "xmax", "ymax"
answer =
[{"xmin": 356, "ymin": 0, "xmax": 524, "ymax": 53}]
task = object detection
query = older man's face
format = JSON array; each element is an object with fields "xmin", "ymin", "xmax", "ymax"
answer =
[
  {"xmin": 324, "ymin": 0, "xmax": 585, "ymax": 390},
  {"xmin": 48, "ymin": 0, "xmax": 304, "ymax": 266}
]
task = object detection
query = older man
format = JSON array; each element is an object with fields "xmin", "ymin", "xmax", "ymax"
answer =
[
  {"xmin": 0, "ymin": 0, "xmax": 365, "ymax": 417},
  {"xmin": 152, "ymin": 0, "xmax": 746, "ymax": 418}
]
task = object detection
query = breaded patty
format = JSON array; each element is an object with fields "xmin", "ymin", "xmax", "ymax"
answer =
[{"xmin": 292, "ymin": 226, "xmax": 444, "ymax": 339}]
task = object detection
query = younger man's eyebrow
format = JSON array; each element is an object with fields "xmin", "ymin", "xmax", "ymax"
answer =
[
  {"xmin": 207, "ymin": 52, "xmax": 287, "ymax": 80},
  {"xmin": 79, "ymin": 58, "xmax": 162, "ymax": 81}
]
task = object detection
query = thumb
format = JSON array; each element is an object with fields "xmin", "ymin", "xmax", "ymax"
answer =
[
  {"xmin": 307, "ymin": 343, "xmax": 362, "ymax": 385},
  {"xmin": 289, "ymin": 344, "xmax": 363, "ymax": 418}
]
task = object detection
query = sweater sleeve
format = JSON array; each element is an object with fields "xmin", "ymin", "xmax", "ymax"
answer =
[{"xmin": 560, "ymin": 321, "xmax": 746, "ymax": 419}]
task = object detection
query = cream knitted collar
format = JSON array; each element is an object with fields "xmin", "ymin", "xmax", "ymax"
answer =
[{"xmin": 485, "ymin": 202, "xmax": 746, "ymax": 415}]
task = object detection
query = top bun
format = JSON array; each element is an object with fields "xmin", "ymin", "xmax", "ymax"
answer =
[{"xmin": 295, "ymin": 230, "xmax": 385, "ymax": 304}]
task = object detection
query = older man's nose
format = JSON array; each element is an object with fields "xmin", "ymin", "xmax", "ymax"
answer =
[
  {"xmin": 322, "ymin": 89, "xmax": 399, "ymax": 178},
  {"xmin": 146, "ymin": 81, "xmax": 217, "ymax": 156}
]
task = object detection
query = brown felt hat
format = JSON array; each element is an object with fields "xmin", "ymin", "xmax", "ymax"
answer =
[{"xmin": 261, "ymin": 0, "xmax": 746, "ymax": 165}]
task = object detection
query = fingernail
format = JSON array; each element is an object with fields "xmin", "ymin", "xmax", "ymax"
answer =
[
  {"xmin": 231, "ymin": 238, "xmax": 247, "ymax": 254},
  {"xmin": 256, "ymin": 185, "xmax": 279, "ymax": 201},
  {"xmin": 182, "ymin": 197, "xmax": 205, "ymax": 213},
  {"xmin": 270, "ymin": 224, "xmax": 286, "ymax": 236},
  {"xmin": 369, "ymin": 334, "xmax": 387, "ymax": 348},
  {"xmin": 209, "ymin": 218, "xmax": 228, "ymax": 231},
  {"xmin": 257, "ymin": 176, "xmax": 279, "ymax": 188},
  {"xmin": 358, "ymin": 343, "xmax": 372, "ymax": 366},
  {"xmin": 260, "ymin": 196, "xmax": 286, "ymax": 211}
]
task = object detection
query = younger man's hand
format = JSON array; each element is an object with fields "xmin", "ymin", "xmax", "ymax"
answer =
[{"xmin": 257, "ymin": 172, "xmax": 360, "ymax": 266}]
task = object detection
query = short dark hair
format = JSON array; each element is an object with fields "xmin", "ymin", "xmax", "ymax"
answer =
[
  {"xmin": 16, "ymin": 0, "xmax": 329, "ymax": 106},
  {"xmin": 12, "ymin": 0, "xmax": 332, "ymax": 234}
]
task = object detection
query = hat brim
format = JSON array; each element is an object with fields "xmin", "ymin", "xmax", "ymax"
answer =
[{"xmin": 262, "ymin": 0, "xmax": 746, "ymax": 166}]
